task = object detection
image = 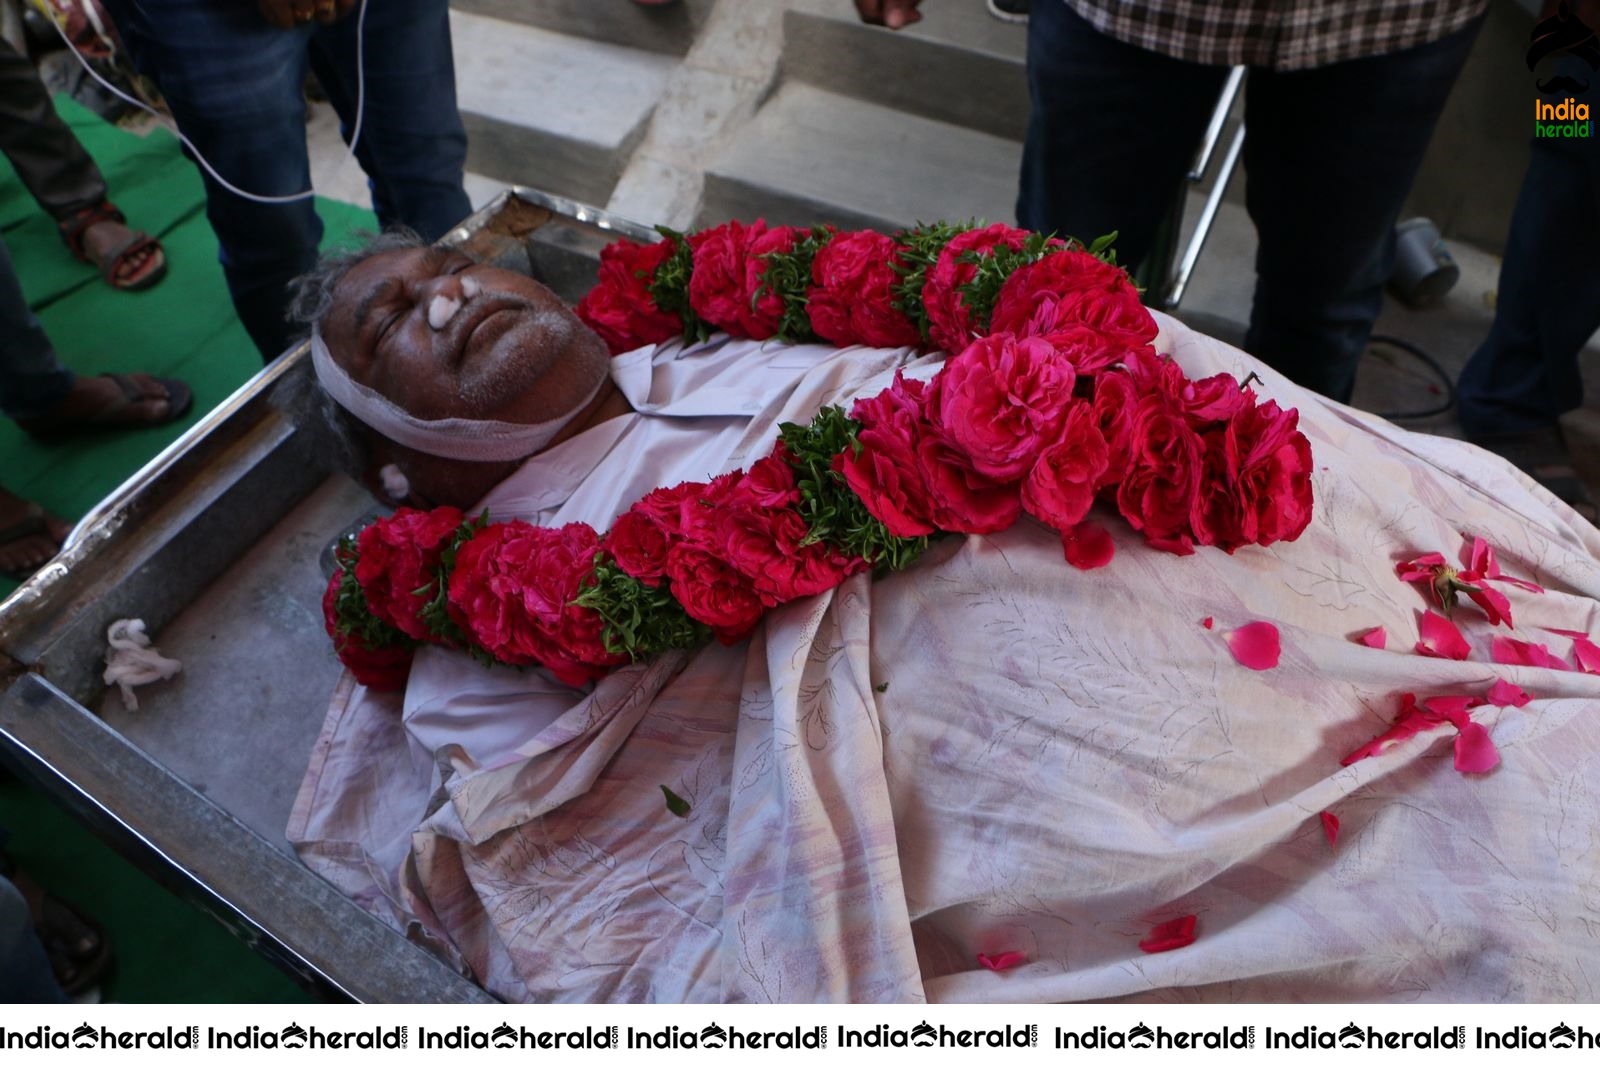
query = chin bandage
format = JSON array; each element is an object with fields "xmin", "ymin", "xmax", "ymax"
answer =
[{"xmin": 311, "ymin": 328, "xmax": 604, "ymax": 462}]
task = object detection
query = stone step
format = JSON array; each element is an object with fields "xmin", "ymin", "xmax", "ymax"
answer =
[
  {"xmin": 449, "ymin": 0, "xmax": 714, "ymax": 56},
  {"xmin": 450, "ymin": 10, "xmax": 677, "ymax": 207},
  {"xmin": 698, "ymin": 82, "xmax": 1021, "ymax": 233},
  {"xmin": 780, "ymin": 0, "xmax": 1028, "ymax": 141}
]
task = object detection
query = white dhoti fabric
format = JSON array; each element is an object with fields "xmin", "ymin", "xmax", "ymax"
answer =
[{"xmin": 289, "ymin": 315, "xmax": 1600, "ymax": 1003}]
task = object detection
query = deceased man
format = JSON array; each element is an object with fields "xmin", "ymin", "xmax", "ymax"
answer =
[{"xmin": 288, "ymin": 223, "xmax": 1600, "ymax": 1003}]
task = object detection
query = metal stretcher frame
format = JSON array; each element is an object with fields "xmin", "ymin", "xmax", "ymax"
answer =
[{"xmin": 0, "ymin": 188, "xmax": 655, "ymax": 1003}]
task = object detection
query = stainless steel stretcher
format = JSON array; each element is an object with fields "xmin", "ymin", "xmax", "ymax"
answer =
[{"xmin": 0, "ymin": 190, "xmax": 654, "ymax": 1003}]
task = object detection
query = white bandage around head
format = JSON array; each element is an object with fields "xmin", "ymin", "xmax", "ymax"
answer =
[{"xmin": 311, "ymin": 328, "xmax": 601, "ymax": 462}]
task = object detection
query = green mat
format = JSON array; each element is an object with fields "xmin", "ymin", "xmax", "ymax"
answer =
[{"xmin": 1, "ymin": 94, "xmax": 377, "ymax": 1001}]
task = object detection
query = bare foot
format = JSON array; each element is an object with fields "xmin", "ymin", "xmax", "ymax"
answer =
[{"xmin": 0, "ymin": 486, "xmax": 71, "ymax": 578}]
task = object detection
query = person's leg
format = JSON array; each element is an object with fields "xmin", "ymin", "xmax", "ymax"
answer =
[
  {"xmin": 309, "ymin": 0, "xmax": 470, "ymax": 240},
  {"xmin": 1458, "ymin": 59, "xmax": 1600, "ymax": 437},
  {"xmin": 1017, "ymin": 0, "xmax": 1227, "ymax": 271},
  {"xmin": 1241, "ymin": 17, "xmax": 1483, "ymax": 403},
  {"xmin": 99, "ymin": 0, "xmax": 321, "ymax": 360},
  {"xmin": 0, "ymin": 235, "xmax": 74, "ymax": 421},
  {"xmin": 0, "ymin": 36, "xmax": 107, "ymax": 219},
  {"xmin": 0, "ymin": 875, "xmax": 65, "ymax": 1003}
]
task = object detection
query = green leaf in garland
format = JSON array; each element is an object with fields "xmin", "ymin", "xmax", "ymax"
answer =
[
  {"xmin": 573, "ymin": 556, "xmax": 713, "ymax": 659},
  {"xmin": 660, "ymin": 784, "xmax": 692, "ymax": 818},
  {"xmin": 955, "ymin": 229, "xmax": 1062, "ymax": 337},
  {"xmin": 417, "ymin": 510, "xmax": 489, "ymax": 648},
  {"xmin": 647, "ymin": 225, "xmax": 711, "ymax": 344},
  {"xmin": 892, "ymin": 219, "xmax": 974, "ymax": 343},
  {"xmin": 1087, "ymin": 229, "xmax": 1119, "ymax": 259},
  {"xmin": 331, "ymin": 534, "xmax": 413, "ymax": 653},
  {"xmin": 754, "ymin": 225, "xmax": 830, "ymax": 343},
  {"xmin": 778, "ymin": 405, "xmax": 934, "ymax": 573}
]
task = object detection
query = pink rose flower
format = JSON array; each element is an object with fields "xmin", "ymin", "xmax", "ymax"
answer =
[
  {"xmin": 1021, "ymin": 403, "xmax": 1109, "ymax": 531},
  {"xmin": 935, "ymin": 332, "xmax": 1077, "ymax": 481}
]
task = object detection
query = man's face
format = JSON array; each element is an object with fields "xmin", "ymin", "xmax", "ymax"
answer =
[{"xmin": 321, "ymin": 246, "xmax": 592, "ymax": 424}]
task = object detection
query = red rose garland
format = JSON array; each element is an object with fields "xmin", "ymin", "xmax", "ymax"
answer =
[{"xmin": 322, "ymin": 219, "xmax": 1316, "ymax": 690}]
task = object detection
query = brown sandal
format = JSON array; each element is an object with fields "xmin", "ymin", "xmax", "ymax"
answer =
[{"xmin": 58, "ymin": 200, "xmax": 168, "ymax": 292}]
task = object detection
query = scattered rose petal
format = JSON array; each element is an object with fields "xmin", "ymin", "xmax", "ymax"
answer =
[
  {"xmin": 1225, "ymin": 621, "xmax": 1281, "ymax": 670},
  {"xmin": 1485, "ymin": 679, "xmax": 1532, "ymax": 708},
  {"xmin": 1358, "ymin": 626, "xmax": 1387, "ymax": 650},
  {"xmin": 1570, "ymin": 635, "xmax": 1600, "ymax": 674},
  {"xmin": 1138, "ymin": 915, "xmax": 1197, "ymax": 954},
  {"xmin": 976, "ymin": 951, "xmax": 1027, "ymax": 972},
  {"xmin": 1061, "ymin": 521, "xmax": 1114, "ymax": 570},
  {"xmin": 1341, "ymin": 693, "xmax": 1446, "ymax": 765},
  {"xmin": 1491, "ymin": 636, "xmax": 1569, "ymax": 671},
  {"xmin": 1342, "ymin": 691, "xmax": 1498, "ymax": 776},
  {"xmin": 1543, "ymin": 627, "xmax": 1589, "ymax": 639},
  {"xmin": 1416, "ymin": 611, "xmax": 1471, "ymax": 660},
  {"xmin": 1463, "ymin": 583, "xmax": 1513, "ymax": 628},
  {"xmin": 1467, "ymin": 536, "xmax": 1544, "ymax": 593},
  {"xmin": 1320, "ymin": 811, "xmax": 1340, "ymax": 847},
  {"xmin": 1453, "ymin": 721, "xmax": 1500, "ymax": 773},
  {"xmin": 1202, "ymin": 616, "xmax": 1214, "ymax": 630},
  {"xmin": 1422, "ymin": 694, "xmax": 1475, "ymax": 723}
]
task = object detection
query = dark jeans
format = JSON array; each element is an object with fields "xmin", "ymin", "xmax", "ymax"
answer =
[
  {"xmin": 99, "ymin": 0, "xmax": 473, "ymax": 361},
  {"xmin": 0, "ymin": 874, "xmax": 66, "ymax": 1003},
  {"xmin": 0, "ymin": 235, "xmax": 74, "ymax": 421},
  {"xmin": 1018, "ymin": 0, "xmax": 1483, "ymax": 403},
  {"xmin": 1458, "ymin": 54, "xmax": 1600, "ymax": 437},
  {"xmin": 0, "ymin": 36, "xmax": 108, "ymax": 222}
]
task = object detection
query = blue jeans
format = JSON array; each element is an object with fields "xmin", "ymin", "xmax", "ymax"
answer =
[
  {"xmin": 0, "ymin": 234, "xmax": 74, "ymax": 421},
  {"xmin": 1457, "ymin": 54, "xmax": 1600, "ymax": 437},
  {"xmin": 1018, "ymin": 0, "xmax": 1483, "ymax": 403},
  {"xmin": 99, "ymin": 0, "xmax": 472, "ymax": 361}
]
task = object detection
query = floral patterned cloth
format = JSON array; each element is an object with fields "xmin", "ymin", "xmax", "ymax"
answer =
[{"xmin": 290, "ymin": 314, "xmax": 1600, "ymax": 1002}]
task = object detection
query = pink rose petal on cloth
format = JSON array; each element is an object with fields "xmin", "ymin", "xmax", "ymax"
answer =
[
  {"xmin": 1138, "ymin": 915, "xmax": 1197, "ymax": 954},
  {"xmin": 1468, "ymin": 536, "xmax": 1544, "ymax": 594},
  {"xmin": 1453, "ymin": 721, "xmax": 1500, "ymax": 773},
  {"xmin": 1541, "ymin": 628, "xmax": 1600, "ymax": 672},
  {"xmin": 1486, "ymin": 678, "xmax": 1532, "ymax": 708},
  {"xmin": 1416, "ymin": 611, "xmax": 1471, "ymax": 660},
  {"xmin": 1491, "ymin": 636, "xmax": 1569, "ymax": 671},
  {"xmin": 1358, "ymin": 626, "xmax": 1387, "ymax": 649},
  {"xmin": 1061, "ymin": 521, "xmax": 1115, "ymax": 570},
  {"xmin": 1463, "ymin": 583, "xmax": 1513, "ymax": 628},
  {"xmin": 975, "ymin": 951, "xmax": 1028, "ymax": 972},
  {"xmin": 1225, "ymin": 621, "xmax": 1281, "ymax": 670},
  {"xmin": 1422, "ymin": 694, "xmax": 1476, "ymax": 723},
  {"xmin": 1341, "ymin": 693, "xmax": 1446, "ymax": 765},
  {"xmin": 1202, "ymin": 616, "xmax": 1214, "ymax": 630},
  {"xmin": 1320, "ymin": 811, "xmax": 1340, "ymax": 847}
]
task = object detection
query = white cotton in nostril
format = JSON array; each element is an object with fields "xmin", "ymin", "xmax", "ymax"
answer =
[
  {"xmin": 427, "ymin": 293, "xmax": 461, "ymax": 330},
  {"xmin": 460, "ymin": 275, "xmax": 481, "ymax": 300}
]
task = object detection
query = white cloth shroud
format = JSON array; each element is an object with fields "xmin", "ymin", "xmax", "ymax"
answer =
[{"xmin": 288, "ymin": 321, "xmax": 1600, "ymax": 1003}]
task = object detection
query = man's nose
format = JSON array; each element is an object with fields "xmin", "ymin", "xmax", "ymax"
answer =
[{"xmin": 421, "ymin": 273, "xmax": 473, "ymax": 331}]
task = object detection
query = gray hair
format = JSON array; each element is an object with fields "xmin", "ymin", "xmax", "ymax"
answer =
[{"xmin": 285, "ymin": 227, "xmax": 429, "ymax": 331}]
